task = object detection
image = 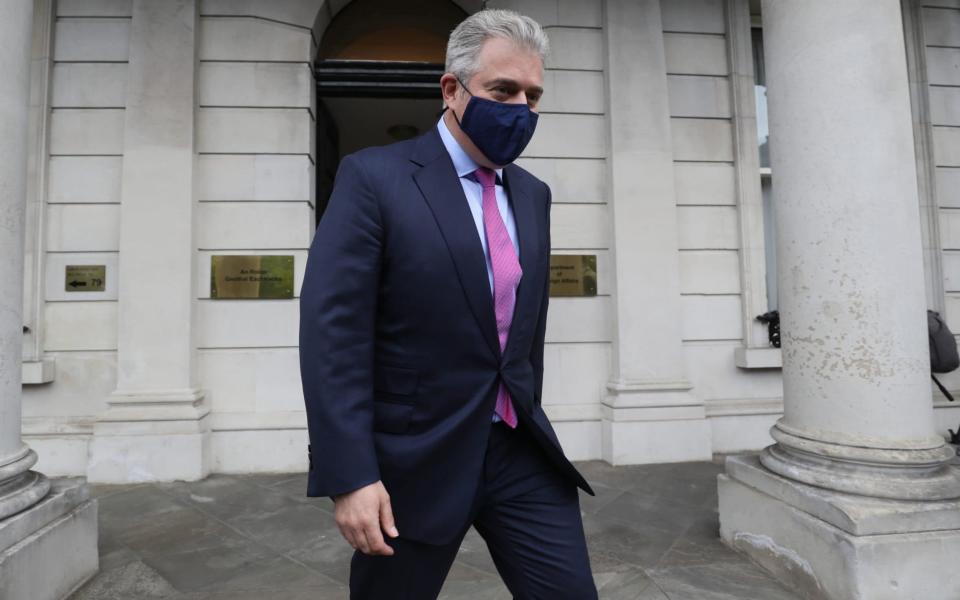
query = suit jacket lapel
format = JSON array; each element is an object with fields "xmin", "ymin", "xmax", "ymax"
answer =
[
  {"xmin": 411, "ymin": 129, "xmax": 501, "ymax": 360},
  {"xmin": 502, "ymin": 165, "xmax": 540, "ymax": 362}
]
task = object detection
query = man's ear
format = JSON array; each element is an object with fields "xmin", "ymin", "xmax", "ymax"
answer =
[{"xmin": 439, "ymin": 73, "xmax": 460, "ymax": 105}]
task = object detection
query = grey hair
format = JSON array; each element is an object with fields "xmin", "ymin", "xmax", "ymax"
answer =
[{"xmin": 445, "ymin": 9, "xmax": 550, "ymax": 84}]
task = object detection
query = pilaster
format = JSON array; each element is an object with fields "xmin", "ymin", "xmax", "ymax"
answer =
[
  {"xmin": 601, "ymin": 0, "xmax": 710, "ymax": 464},
  {"xmin": 89, "ymin": 0, "xmax": 210, "ymax": 483}
]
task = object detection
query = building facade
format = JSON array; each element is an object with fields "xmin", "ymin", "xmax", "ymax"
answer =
[
  {"xmin": 14, "ymin": 0, "xmax": 960, "ymax": 479},
  {"xmin": 3, "ymin": 0, "xmax": 960, "ymax": 597}
]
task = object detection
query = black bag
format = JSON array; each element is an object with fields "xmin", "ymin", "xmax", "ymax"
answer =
[
  {"xmin": 929, "ymin": 310, "xmax": 959, "ymax": 374},
  {"xmin": 928, "ymin": 310, "xmax": 960, "ymax": 445},
  {"xmin": 929, "ymin": 310, "xmax": 959, "ymax": 402}
]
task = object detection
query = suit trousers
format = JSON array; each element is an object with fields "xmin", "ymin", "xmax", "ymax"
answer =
[{"xmin": 349, "ymin": 416, "xmax": 598, "ymax": 599}]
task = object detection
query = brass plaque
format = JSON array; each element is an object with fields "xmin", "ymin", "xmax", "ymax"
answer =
[
  {"xmin": 65, "ymin": 265, "xmax": 106, "ymax": 292},
  {"xmin": 211, "ymin": 255, "xmax": 294, "ymax": 299},
  {"xmin": 549, "ymin": 254, "xmax": 597, "ymax": 297}
]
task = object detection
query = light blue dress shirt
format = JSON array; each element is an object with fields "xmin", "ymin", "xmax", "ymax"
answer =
[
  {"xmin": 436, "ymin": 116, "xmax": 520, "ymax": 423},
  {"xmin": 436, "ymin": 116, "xmax": 520, "ymax": 294}
]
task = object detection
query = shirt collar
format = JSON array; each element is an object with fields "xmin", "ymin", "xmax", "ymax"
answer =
[{"xmin": 436, "ymin": 114, "xmax": 504, "ymax": 184}]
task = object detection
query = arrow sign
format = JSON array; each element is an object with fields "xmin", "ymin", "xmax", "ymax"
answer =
[{"xmin": 65, "ymin": 265, "xmax": 106, "ymax": 292}]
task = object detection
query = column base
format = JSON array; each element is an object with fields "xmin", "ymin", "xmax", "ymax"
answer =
[
  {"xmin": 89, "ymin": 388, "xmax": 211, "ymax": 483},
  {"xmin": 0, "ymin": 477, "xmax": 98, "ymax": 600},
  {"xmin": 602, "ymin": 379, "xmax": 712, "ymax": 464},
  {"xmin": 761, "ymin": 423, "xmax": 960, "ymax": 500},
  {"xmin": 719, "ymin": 454, "xmax": 960, "ymax": 600},
  {"xmin": 0, "ymin": 448, "xmax": 50, "ymax": 520}
]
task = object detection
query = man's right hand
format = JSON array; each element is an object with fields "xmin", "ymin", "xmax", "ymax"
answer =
[{"xmin": 332, "ymin": 480, "xmax": 399, "ymax": 556}]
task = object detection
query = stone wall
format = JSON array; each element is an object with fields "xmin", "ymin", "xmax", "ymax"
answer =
[{"xmin": 21, "ymin": 0, "xmax": 959, "ymax": 477}]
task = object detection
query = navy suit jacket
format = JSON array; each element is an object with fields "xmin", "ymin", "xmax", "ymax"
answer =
[{"xmin": 299, "ymin": 125, "xmax": 595, "ymax": 546}]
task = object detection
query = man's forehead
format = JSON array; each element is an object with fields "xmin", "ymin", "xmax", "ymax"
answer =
[
  {"xmin": 480, "ymin": 76, "xmax": 544, "ymax": 94},
  {"xmin": 472, "ymin": 38, "xmax": 544, "ymax": 84}
]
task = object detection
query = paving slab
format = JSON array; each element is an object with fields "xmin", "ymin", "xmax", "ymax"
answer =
[{"xmin": 68, "ymin": 457, "xmax": 801, "ymax": 599}]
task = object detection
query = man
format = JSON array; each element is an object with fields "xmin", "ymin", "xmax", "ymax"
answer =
[{"xmin": 299, "ymin": 9, "xmax": 598, "ymax": 599}]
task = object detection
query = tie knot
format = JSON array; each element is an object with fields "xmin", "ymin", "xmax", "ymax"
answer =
[{"xmin": 472, "ymin": 167, "xmax": 497, "ymax": 189}]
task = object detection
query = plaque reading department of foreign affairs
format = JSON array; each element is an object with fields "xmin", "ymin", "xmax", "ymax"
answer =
[
  {"xmin": 211, "ymin": 255, "xmax": 294, "ymax": 299},
  {"xmin": 549, "ymin": 254, "xmax": 597, "ymax": 297},
  {"xmin": 65, "ymin": 265, "xmax": 106, "ymax": 292}
]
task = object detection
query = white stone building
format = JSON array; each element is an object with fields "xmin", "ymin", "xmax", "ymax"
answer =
[{"xmin": 3, "ymin": 0, "xmax": 960, "ymax": 598}]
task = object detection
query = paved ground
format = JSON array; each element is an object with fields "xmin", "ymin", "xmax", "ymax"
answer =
[{"xmin": 68, "ymin": 457, "xmax": 802, "ymax": 600}]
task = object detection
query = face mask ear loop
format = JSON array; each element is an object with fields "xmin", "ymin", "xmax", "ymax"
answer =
[
  {"xmin": 455, "ymin": 76, "xmax": 474, "ymax": 98},
  {"xmin": 450, "ymin": 76, "xmax": 474, "ymax": 128}
]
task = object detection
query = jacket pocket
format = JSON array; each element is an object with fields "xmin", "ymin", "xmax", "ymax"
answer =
[
  {"xmin": 372, "ymin": 400, "xmax": 414, "ymax": 434},
  {"xmin": 373, "ymin": 364, "xmax": 419, "ymax": 396}
]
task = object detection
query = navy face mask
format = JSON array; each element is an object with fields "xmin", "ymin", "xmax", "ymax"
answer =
[{"xmin": 451, "ymin": 77, "xmax": 539, "ymax": 166}]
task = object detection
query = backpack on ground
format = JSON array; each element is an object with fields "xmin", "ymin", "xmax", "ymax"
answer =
[{"xmin": 928, "ymin": 309, "xmax": 960, "ymax": 444}]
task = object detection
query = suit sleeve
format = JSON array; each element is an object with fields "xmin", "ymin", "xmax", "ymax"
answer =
[
  {"xmin": 300, "ymin": 153, "xmax": 383, "ymax": 499},
  {"xmin": 530, "ymin": 183, "xmax": 552, "ymax": 407}
]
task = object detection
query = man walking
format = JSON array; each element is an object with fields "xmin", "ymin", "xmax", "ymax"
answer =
[{"xmin": 299, "ymin": 9, "xmax": 598, "ymax": 599}]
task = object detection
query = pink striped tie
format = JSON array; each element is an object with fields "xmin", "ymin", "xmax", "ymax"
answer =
[{"xmin": 474, "ymin": 167, "xmax": 521, "ymax": 428}]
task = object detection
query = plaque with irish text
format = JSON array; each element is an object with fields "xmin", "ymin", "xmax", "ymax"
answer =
[
  {"xmin": 211, "ymin": 255, "xmax": 294, "ymax": 299},
  {"xmin": 549, "ymin": 254, "xmax": 597, "ymax": 297}
]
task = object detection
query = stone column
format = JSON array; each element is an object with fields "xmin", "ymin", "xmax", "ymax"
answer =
[
  {"xmin": 719, "ymin": 2, "xmax": 960, "ymax": 598},
  {"xmin": 1, "ymin": 2, "xmax": 98, "ymax": 597},
  {"xmin": 601, "ymin": 0, "xmax": 711, "ymax": 464},
  {"xmin": 89, "ymin": 0, "xmax": 210, "ymax": 483},
  {"xmin": 0, "ymin": 0, "xmax": 50, "ymax": 521},
  {"xmin": 760, "ymin": 0, "xmax": 958, "ymax": 500}
]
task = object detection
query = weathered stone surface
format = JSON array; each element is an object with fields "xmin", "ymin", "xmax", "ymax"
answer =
[
  {"xmin": 70, "ymin": 464, "xmax": 802, "ymax": 599},
  {"xmin": 719, "ymin": 470, "xmax": 960, "ymax": 600}
]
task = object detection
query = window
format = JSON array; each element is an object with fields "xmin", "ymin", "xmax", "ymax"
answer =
[
  {"xmin": 752, "ymin": 21, "xmax": 777, "ymax": 311},
  {"xmin": 732, "ymin": 0, "xmax": 782, "ymax": 365}
]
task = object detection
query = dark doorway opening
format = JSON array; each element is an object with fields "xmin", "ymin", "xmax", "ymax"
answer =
[{"xmin": 313, "ymin": 0, "xmax": 467, "ymax": 226}]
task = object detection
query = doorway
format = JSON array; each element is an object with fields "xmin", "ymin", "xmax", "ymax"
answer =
[{"xmin": 313, "ymin": 0, "xmax": 468, "ymax": 225}]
